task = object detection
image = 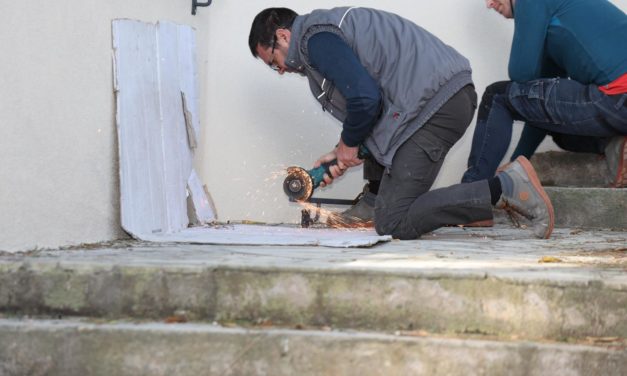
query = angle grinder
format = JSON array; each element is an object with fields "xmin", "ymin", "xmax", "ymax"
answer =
[{"xmin": 283, "ymin": 145, "xmax": 370, "ymax": 202}]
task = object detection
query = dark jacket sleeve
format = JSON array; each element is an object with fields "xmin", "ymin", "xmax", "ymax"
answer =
[{"xmin": 307, "ymin": 32, "xmax": 382, "ymax": 147}]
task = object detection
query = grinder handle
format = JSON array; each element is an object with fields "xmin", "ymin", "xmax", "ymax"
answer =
[
  {"xmin": 309, "ymin": 160, "xmax": 336, "ymax": 189},
  {"xmin": 309, "ymin": 145, "xmax": 370, "ymax": 189}
]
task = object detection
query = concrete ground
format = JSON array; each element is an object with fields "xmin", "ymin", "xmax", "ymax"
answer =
[
  {"xmin": 3, "ymin": 225, "xmax": 625, "ymax": 285},
  {"xmin": 1, "ymin": 225, "xmax": 626, "ymax": 375},
  {"xmin": 2, "ymin": 225, "xmax": 625, "ymax": 336}
]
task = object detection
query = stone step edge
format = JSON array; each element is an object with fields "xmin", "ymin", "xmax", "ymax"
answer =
[
  {"xmin": 2, "ymin": 262, "xmax": 625, "ymax": 341},
  {"xmin": 2, "ymin": 315, "xmax": 624, "ymax": 347},
  {"xmin": 1, "ymin": 318, "xmax": 625, "ymax": 376}
]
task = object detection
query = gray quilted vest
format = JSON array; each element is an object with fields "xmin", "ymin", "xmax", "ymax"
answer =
[{"xmin": 285, "ymin": 7, "xmax": 473, "ymax": 167}]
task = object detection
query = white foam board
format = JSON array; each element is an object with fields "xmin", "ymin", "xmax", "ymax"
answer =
[
  {"xmin": 113, "ymin": 19, "xmax": 205, "ymax": 235},
  {"xmin": 142, "ymin": 225, "xmax": 392, "ymax": 248}
]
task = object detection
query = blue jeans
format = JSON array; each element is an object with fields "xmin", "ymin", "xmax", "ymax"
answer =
[{"xmin": 462, "ymin": 78, "xmax": 627, "ymax": 182}]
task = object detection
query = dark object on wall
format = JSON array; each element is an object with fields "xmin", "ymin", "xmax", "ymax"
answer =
[{"xmin": 192, "ymin": 0, "xmax": 212, "ymax": 15}]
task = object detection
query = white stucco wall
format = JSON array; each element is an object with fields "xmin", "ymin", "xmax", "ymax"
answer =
[
  {"xmin": 198, "ymin": 0, "xmax": 624, "ymax": 224},
  {"xmin": 0, "ymin": 1, "xmax": 211, "ymax": 252},
  {"xmin": 1, "ymin": 0, "xmax": 625, "ymax": 251}
]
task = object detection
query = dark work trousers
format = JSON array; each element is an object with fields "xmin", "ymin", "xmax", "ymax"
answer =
[{"xmin": 371, "ymin": 85, "xmax": 494, "ymax": 239}]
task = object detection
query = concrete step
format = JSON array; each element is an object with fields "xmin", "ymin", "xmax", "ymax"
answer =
[
  {"xmin": 546, "ymin": 187, "xmax": 627, "ymax": 229},
  {"xmin": 532, "ymin": 151, "xmax": 610, "ymax": 188},
  {"xmin": 0, "ymin": 318, "xmax": 624, "ymax": 376},
  {"xmin": 494, "ymin": 187, "xmax": 627, "ymax": 229},
  {"xmin": 499, "ymin": 151, "xmax": 627, "ymax": 229},
  {"xmin": 1, "ymin": 229, "xmax": 625, "ymax": 342}
]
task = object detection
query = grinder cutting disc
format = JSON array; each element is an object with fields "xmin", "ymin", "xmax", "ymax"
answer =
[{"xmin": 283, "ymin": 166, "xmax": 313, "ymax": 202}]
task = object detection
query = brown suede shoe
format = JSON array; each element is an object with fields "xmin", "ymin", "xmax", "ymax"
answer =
[{"xmin": 496, "ymin": 156, "xmax": 555, "ymax": 239}]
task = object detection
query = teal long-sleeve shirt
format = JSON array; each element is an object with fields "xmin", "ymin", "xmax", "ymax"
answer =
[{"xmin": 509, "ymin": 0, "xmax": 627, "ymax": 85}]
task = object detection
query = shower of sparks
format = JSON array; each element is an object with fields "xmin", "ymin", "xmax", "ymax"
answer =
[
  {"xmin": 298, "ymin": 202, "xmax": 335, "ymax": 219},
  {"xmin": 251, "ymin": 167, "xmax": 374, "ymax": 230},
  {"xmin": 264, "ymin": 167, "xmax": 289, "ymax": 183},
  {"xmin": 296, "ymin": 202, "xmax": 373, "ymax": 231}
]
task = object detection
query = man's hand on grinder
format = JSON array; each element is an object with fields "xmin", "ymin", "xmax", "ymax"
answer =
[
  {"xmin": 336, "ymin": 138, "xmax": 363, "ymax": 168},
  {"xmin": 314, "ymin": 150, "xmax": 342, "ymax": 187},
  {"xmin": 314, "ymin": 139, "xmax": 364, "ymax": 187}
]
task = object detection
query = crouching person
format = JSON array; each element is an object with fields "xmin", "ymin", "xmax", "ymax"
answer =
[{"xmin": 249, "ymin": 7, "xmax": 554, "ymax": 238}]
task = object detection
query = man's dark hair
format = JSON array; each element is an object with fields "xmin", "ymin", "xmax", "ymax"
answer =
[{"xmin": 248, "ymin": 8, "xmax": 298, "ymax": 58}]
